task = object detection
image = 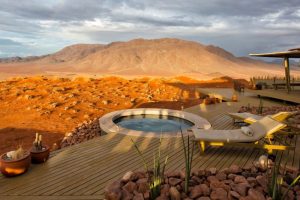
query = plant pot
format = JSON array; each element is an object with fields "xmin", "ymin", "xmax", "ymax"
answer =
[
  {"xmin": 0, "ymin": 152, "xmax": 31, "ymax": 177},
  {"xmin": 30, "ymin": 145, "xmax": 50, "ymax": 164}
]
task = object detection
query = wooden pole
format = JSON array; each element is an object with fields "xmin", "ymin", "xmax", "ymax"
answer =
[{"xmin": 284, "ymin": 57, "xmax": 291, "ymax": 93}]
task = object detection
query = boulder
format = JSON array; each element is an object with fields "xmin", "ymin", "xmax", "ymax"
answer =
[
  {"xmin": 189, "ymin": 185, "xmax": 203, "ymax": 199},
  {"xmin": 248, "ymin": 188, "xmax": 265, "ymax": 200},
  {"xmin": 169, "ymin": 186, "xmax": 181, "ymax": 200},
  {"xmin": 169, "ymin": 178, "xmax": 182, "ymax": 186},
  {"xmin": 210, "ymin": 188, "xmax": 228, "ymax": 200}
]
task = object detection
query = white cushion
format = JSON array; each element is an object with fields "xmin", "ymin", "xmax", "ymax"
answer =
[{"xmin": 241, "ymin": 126, "xmax": 253, "ymax": 136}]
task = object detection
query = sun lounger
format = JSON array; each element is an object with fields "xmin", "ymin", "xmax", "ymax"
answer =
[
  {"xmin": 227, "ymin": 111, "xmax": 295, "ymax": 124},
  {"xmin": 192, "ymin": 116, "xmax": 294, "ymax": 154}
]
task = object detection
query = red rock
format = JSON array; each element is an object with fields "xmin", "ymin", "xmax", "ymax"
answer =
[
  {"xmin": 122, "ymin": 189, "xmax": 134, "ymax": 200},
  {"xmin": 123, "ymin": 181, "xmax": 137, "ymax": 193},
  {"xmin": 256, "ymin": 175, "xmax": 267, "ymax": 191},
  {"xmin": 122, "ymin": 171, "xmax": 135, "ymax": 182},
  {"xmin": 169, "ymin": 178, "xmax": 182, "ymax": 186},
  {"xmin": 210, "ymin": 188, "xmax": 228, "ymax": 200},
  {"xmin": 248, "ymin": 188, "xmax": 265, "ymax": 200},
  {"xmin": 196, "ymin": 197, "xmax": 211, "ymax": 200},
  {"xmin": 180, "ymin": 170, "xmax": 186, "ymax": 179},
  {"xmin": 234, "ymin": 176, "xmax": 247, "ymax": 184},
  {"xmin": 133, "ymin": 192, "xmax": 144, "ymax": 200},
  {"xmin": 208, "ymin": 176, "xmax": 219, "ymax": 183},
  {"xmin": 137, "ymin": 178, "xmax": 148, "ymax": 193},
  {"xmin": 231, "ymin": 183, "xmax": 250, "ymax": 197},
  {"xmin": 189, "ymin": 185, "xmax": 203, "ymax": 199},
  {"xmin": 208, "ymin": 167, "xmax": 218, "ymax": 175},
  {"xmin": 169, "ymin": 186, "xmax": 181, "ymax": 200},
  {"xmin": 229, "ymin": 191, "xmax": 241, "ymax": 199},
  {"xmin": 210, "ymin": 181, "xmax": 231, "ymax": 192},
  {"xmin": 192, "ymin": 175, "xmax": 203, "ymax": 184},
  {"xmin": 155, "ymin": 195, "xmax": 169, "ymax": 200},
  {"xmin": 229, "ymin": 165, "xmax": 242, "ymax": 174},
  {"xmin": 143, "ymin": 192, "xmax": 150, "ymax": 200},
  {"xmin": 227, "ymin": 174, "xmax": 237, "ymax": 180},
  {"xmin": 198, "ymin": 169, "xmax": 206, "ymax": 176},
  {"xmin": 160, "ymin": 184, "xmax": 170, "ymax": 197},
  {"xmin": 200, "ymin": 183, "xmax": 211, "ymax": 196},
  {"xmin": 219, "ymin": 168, "xmax": 229, "ymax": 174},
  {"xmin": 246, "ymin": 177, "xmax": 257, "ymax": 185},
  {"xmin": 216, "ymin": 172, "xmax": 227, "ymax": 181},
  {"xmin": 105, "ymin": 181, "xmax": 122, "ymax": 200},
  {"xmin": 297, "ymin": 195, "xmax": 300, "ymax": 200}
]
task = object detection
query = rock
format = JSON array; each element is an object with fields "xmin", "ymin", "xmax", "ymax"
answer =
[
  {"xmin": 189, "ymin": 185, "xmax": 203, "ymax": 199},
  {"xmin": 197, "ymin": 197, "xmax": 211, "ymax": 200},
  {"xmin": 143, "ymin": 192, "xmax": 150, "ymax": 200},
  {"xmin": 105, "ymin": 181, "xmax": 122, "ymax": 200},
  {"xmin": 234, "ymin": 175, "xmax": 247, "ymax": 184},
  {"xmin": 227, "ymin": 174, "xmax": 237, "ymax": 180},
  {"xmin": 169, "ymin": 178, "xmax": 182, "ymax": 186},
  {"xmin": 210, "ymin": 188, "xmax": 228, "ymax": 200},
  {"xmin": 191, "ymin": 175, "xmax": 202, "ymax": 184},
  {"xmin": 122, "ymin": 181, "xmax": 137, "ymax": 193},
  {"xmin": 207, "ymin": 176, "xmax": 219, "ymax": 183},
  {"xmin": 210, "ymin": 181, "xmax": 231, "ymax": 192},
  {"xmin": 216, "ymin": 172, "xmax": 227, "ymax": 181},
  {"xmin": 169, "ymin": 186, "xmax": 181, "ymax": 200},
  {"xmin": 231, "ymin": 183, "xmax": 250, "ymax": 197},
  {"xmin": 137, "ymin": 178, "xmax": 148, "ymax": 193},
  {"xmin": 199, "ymin": 183, "xmax": 211, "ymax": 196},
  {"xmin": 248, "ymin": 188, "xmax": 265, "ymax": 200},
  {"xmin": 179, "ymin": 170, "xmax": 186, "ymax": 179},
  {"xmin": 246, "ymin": 177, "xmax": 257, "ymax": 186},
  {"xmin": 208, "ymin": 167, "xmax": 217, "ymax": 175},
  {"xmin": 133, "ymin": 193, "xmax": 144, "ymax": 200},
  {"xmin": 160, "ymin": 184, "xmax": 170, "ymax": 197},
  {"xmin": 229, "ymin": 191, "xmax": 241, "ymax": 199},
  {"xmin": 102, "ymin": 100, "xmax": 109, "ymax": 105},
  {"xmin": 229, "ymin": 165, "xmax": 242, "ymax": 174},
  {"xmin": 256, "ymin": 175, "xmax": 267, "ymax": 190},
  {"xmin": 121, "ymin": 189, "xmax": 134, "ymax": 200}
]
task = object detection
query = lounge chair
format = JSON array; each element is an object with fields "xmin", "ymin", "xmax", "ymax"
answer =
[
  {"xmin": 192, "ymin": 116, "xmax": 295, "ymax": 154},
  {"xmin": 227, "ymin": 111, "xmax": 295, "ymax": 124}
]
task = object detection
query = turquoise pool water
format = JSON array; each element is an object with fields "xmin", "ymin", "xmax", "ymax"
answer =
[{"xmin": 114, "ymin": 114, "xmax": 194, "ymax": 132}]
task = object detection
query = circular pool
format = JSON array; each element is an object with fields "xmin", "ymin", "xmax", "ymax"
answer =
[
  {"xmin": 99, "ymin": 108, "xmax": 211, "ymax": 137},
  {"xmin": 114, "ymin": 114, "xmax": 194, "ymax": 132}
]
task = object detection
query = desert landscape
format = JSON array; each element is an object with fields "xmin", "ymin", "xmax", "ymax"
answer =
[
  {"xmin": 1, "ymin": 0, "xmax": 300, "ymax": 198},
  {"xmin": 1, "ymin": 39, "xmax": 300, "ymax": 80},
  {"xmin": 0, "ymin": 74, "xmax": 244, "ymax": 155}
]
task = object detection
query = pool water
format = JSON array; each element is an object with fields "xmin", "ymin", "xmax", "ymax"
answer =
[{"xmin": 114, "ymin": 114, "xmax": 194, "ymax": 132}]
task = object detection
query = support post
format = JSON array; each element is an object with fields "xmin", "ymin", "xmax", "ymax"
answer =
[{"xmin": 284, "ymin": 57, "xmax": 291, "ymax": 93}]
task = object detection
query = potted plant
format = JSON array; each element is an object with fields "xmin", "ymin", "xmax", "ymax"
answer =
[
  {"xmin": 30, "ymin": 133, "xmax": 50, "ymax": 164},
  {"xmin": 0, "ymin": 146, "xmax": 31, "ymax": 177}
]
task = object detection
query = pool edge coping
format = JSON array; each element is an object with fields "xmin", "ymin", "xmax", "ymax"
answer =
[{"xmin": 99, "ymin": 108, "xmax": 211, "ymax": 138}]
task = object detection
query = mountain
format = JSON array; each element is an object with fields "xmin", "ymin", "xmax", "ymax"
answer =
[{"xmin": 0, "ymin": 38, "xmax": 299, "ymax": 79}]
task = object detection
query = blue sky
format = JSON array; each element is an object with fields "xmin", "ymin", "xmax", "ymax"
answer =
[{"xmin": 0, "ymin": 0, "xmax": 300, "ymax": 58}]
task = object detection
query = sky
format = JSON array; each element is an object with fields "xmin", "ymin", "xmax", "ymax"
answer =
[{"xmin": 0, "ymin": 0, "xmax": 300, "ymax": 58}]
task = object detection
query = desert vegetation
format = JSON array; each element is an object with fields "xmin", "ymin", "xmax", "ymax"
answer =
[{"xmin": 0, "ymin": 75, "xmax": 242, "ymax": 154}]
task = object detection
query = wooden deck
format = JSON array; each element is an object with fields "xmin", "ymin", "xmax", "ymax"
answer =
[
  {"xmin": 0, "ymin": 91, "xmax": 299, "ymax": 199},
  {"xmin": 248, "ymin": 89, "xmax": 300, "ymax": 104},
  {"xmin": 0, "ymin": 114, "xmax": 299, "ymax": 199}
]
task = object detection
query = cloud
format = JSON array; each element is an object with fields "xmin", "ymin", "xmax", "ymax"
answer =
[{"xmin": 0, "ymin": 0, "xmax": 299, "ymax": 58}]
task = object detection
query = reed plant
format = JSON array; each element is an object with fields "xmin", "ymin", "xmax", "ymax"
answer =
[
  {"xmin": 131, "ymin": 136, "xmax": 168, "ymax": 200},
  {"xmin": 268, "ymin": 156, "xmax": 300, "ymax": 200},
  {"xmin": 180, "ymin": 128, "xmax": 195, "ymax": 193}
]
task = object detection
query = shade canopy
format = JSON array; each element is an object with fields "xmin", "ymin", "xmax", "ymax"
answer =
[
  {"xmin": 249, "ymin": 49, "xmax": 300, "ymax": 58},
  {"xmin": 249, "ymin": 48, "xmax": 300, "ymax": 93}
]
